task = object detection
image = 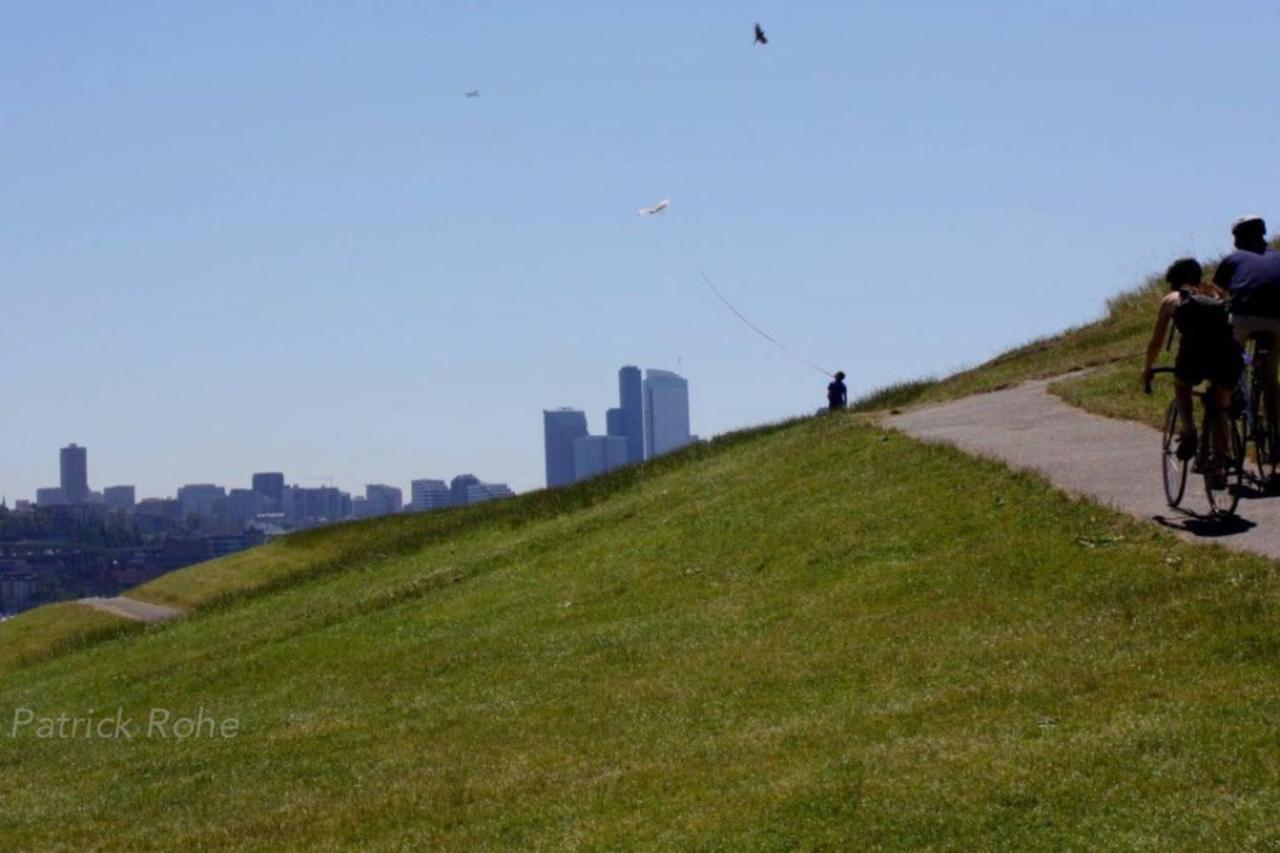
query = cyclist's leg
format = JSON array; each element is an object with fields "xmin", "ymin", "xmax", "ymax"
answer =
[
  {"xmin": 1174, "ymin": 380, "xmax": 1195, "ymax": 432},
  {"xmin": 1209, "ymin": 385, "xmax": 1233, "ymax": 461},
  {"xmin": 1174, "ymin": 378, "xmax": 1197, "ymax": 458}
]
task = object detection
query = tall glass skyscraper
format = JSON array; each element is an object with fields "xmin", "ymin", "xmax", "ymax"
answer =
[
  {"xmin": 643, "ymin": 370, "xmax": 692, "ymax": 459},
  {"xmin": 618, "ymin": 365, "xmax": 645, "ymax": 464},
  {"xmin": 543, "ymin": 409, "xmax": 588, "ymax": 488},
  {"xmin": 60, "ymin": 444, "xmax": 89, "ymax": 505}
]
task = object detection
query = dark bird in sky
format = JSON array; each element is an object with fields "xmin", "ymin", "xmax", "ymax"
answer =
[
  {"xmin": 465, "ymin": 90, "xmax": 481, "ymax": 98},
  {"xmin": 754, "ymin": 23, "xmax": 768, "ymax": 45}
]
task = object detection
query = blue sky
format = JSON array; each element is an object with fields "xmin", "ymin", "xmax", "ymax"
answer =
[{"xmin": 4, "ymin": 1, "xmax": 1280, "ymax": 500}]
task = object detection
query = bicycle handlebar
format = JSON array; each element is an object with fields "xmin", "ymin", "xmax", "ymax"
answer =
[{"xmin": 1144, "ymin": 366, "xmax": 1176, "ymax": 395}]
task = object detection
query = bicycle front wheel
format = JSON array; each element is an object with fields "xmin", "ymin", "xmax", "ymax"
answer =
[{"xmin": 1162, "ymin": 400, "xmax": 1189, "ymax": 508}]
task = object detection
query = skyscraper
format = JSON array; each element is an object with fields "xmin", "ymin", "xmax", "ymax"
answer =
[
  {"xmin": 365, "ymin": 485, "xmax": 403, "ymax": 517},
  {"xmin": 103, "ymin": 485, "xmax": 136, "ymax": 510},
  {"xmin": 643, "ymin": 369, "xmax": 692, "ymax": 459},
  {"xmin": 573, "ymin": 435, "xmax": 629, "ymax": 482},
  {"xmin": 606, "ymin": 407, "xmax": 625, "ymax": 438},
  {"xmin": 177, "ymin": 484, "xmax": 227, "ymax": 519},
  {"xmin": 251, "ymin": 472, "xmax": 285, "ymax": 509},
  {"xmin": 36, "ymin": 487, "xmax": 67, "ymax": 508},
  {"xmin": 285, "ymin": 486, "xmax": 350, "ymax": 522},
  {"xmin": 450, "ymin": 474, "xmax": 480, "ymax": 506},
  {"xmin": 463, "ymin": 482, "xmax": 515, "ymax": 505},
  {"xmin": 227, "ymin": 489, "xmax": 263, "ymax": 522},
  {"xmin": 60, "ymin": 444, "xmax": 88, "ymax": 505},
  {"xmin": 618, "ymin": 366, "xmax": 645, "ymax": 464},
  {"xmin": 411, "ymin": 479, "xmax": 452, "ymax": 512},
  {"xmin": 543, "ymin": 409, "xmax": 588, "ymax": 488}
]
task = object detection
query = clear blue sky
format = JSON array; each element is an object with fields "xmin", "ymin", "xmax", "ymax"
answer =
[{"xmin": 4, "ymin": 1, "xmax": 1280, "ymax": 500}]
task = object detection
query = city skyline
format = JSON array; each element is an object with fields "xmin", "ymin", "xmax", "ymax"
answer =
[
  {"xmin": 545, "ymin": 365, "xmax": 695, "ymax": 488},
  {"xmin": 8, "ymin": 5, "xmax": 1271, "ymax": 507},
  {"xmin": 12, "ymin": 443, "xmax": 513, "ymax": 524}
]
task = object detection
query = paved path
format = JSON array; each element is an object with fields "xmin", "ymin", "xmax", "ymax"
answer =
[
  {"xmin": 78, "ymin": 596, "xmax": 184, "ymax": 624},
  {"xmin": 887, "ymin": 378, "xmax": 1280, "ymax": 560}
]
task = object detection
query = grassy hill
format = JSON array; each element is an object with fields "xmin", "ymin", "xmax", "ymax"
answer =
[
  {"xmin": 5, "ymin": 256, "xmax": 1280, "ymax": 847},
  {"xmin": 876, "ymin": 239, "xmax": 1280, "ymax": 426}
]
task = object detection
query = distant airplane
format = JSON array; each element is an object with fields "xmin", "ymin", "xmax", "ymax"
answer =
[
  {"xmin": 754, "ymin": 23, "xmax": 768, "ymax": 45},
  {"xmin": 637, "ymin": 199, "xmax": 671, "ymax": 216},
  {"xmin": 465, "ymin": 90, "xmax": 481, "ymax": 98}
]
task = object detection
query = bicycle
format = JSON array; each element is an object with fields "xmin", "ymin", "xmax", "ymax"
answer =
[
  {"xmin": 1149, "ymin": 367, "xmax": 1243, "ymax": 517},
  {"xmin": 1240, "ymin": 331, "xmax": 1279, "ymax": 484}
]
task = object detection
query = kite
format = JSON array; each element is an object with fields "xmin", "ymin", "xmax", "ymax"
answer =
[
  {"xmin": 754, "ymin": 24, "xmax": 768, "ymax": 45},
  {"xmin": 637, "ymin": 199, "xmax": 671, "ymax": 216},
  {"xmin": 464, "ymin": 90, "xmax": 481, "ymax": 98}
]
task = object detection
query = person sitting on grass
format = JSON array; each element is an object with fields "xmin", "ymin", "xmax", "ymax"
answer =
[
  {"xmin": 1142, "ymin": 257, "xmax": 1242, "ymax": 484},
  {"xmin": 827, "ymin": 371, "xmax": 848, "ymax": 411}
]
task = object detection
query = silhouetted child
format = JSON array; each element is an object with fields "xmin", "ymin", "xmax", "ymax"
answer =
[{"xmin": 827, "ymin": 371, "xmax": 848, "ymax": 411}]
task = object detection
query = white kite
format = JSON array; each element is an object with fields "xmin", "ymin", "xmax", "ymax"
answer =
[{"xmin": 637, "ymin": 199, "xmax": 670, "ymax": 216}]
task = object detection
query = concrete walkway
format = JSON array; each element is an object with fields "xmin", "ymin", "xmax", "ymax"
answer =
[
  {"xmin": 79, "ymin": 596, "xmax": 184, "ymax": 624},
  {"xmin": 887, "ymin": 378, "xmax": 1280, "ymax": 560}
]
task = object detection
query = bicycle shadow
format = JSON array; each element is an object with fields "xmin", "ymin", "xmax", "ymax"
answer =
[
  {"xmin": 1236, "ymin": 478, "xmax": 1280, "ymax": 500},
  {"xmin": 1153, "ymin": 511, "xmax": 1257, "ymax": 538}
]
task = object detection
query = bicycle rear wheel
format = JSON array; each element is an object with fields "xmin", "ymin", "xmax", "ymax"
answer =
[
  {"xmin": 1162, "ymin": 400, "xmax": 1189, "ymax": 508},
  {"xmin": 1204, "ymin": 419, "xmax": 1242, "ymax": 517},
  {"xmin": 1248, "ymin": 356, "xmax": 1276, "ymax": 482}
]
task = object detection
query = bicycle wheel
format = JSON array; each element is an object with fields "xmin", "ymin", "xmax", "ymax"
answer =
[
  {"xmin": 1265, "ymin": 405, "xmax": 1280, "ymax": 482},
  {"xmin": 1204, "ymin": 420, "xmax": 1242, "ymax": 517},
  {"xmin": 1162, "ymin": 400, "xmax": 1189, "ymax": 508},
  {"xmin": 1249, "ymin": 362, "xmax": 1275, "ymax": 482}
]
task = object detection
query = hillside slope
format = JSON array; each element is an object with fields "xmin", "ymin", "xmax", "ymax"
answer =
[
  {"xmin": 5, "ymin": 409, "xmax": 1280, "ymax": 848},
  {"xmin": 877, "ymin": 239, "xmax": 1280, "ymax": 424}
]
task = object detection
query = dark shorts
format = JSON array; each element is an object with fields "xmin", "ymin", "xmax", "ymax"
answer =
[{"xmin": 1175, "ymin": 344, "xmax": 1243, "ymax": 390}]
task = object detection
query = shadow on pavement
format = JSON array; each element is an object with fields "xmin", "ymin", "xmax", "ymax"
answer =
[
  {"xmin": 1154, "ymin": 512, "xmax": 1258, "ymax": 538},
  {"xmin": 1236, "ymin": 478, "xmax": 1280, "ymax": 500}
]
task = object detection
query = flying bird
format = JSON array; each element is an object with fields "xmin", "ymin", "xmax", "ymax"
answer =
[
  {"xmin": 464, "ymin": 90, "xmax": 481, "ymax": 98},
  {"xmin": 754, "ymin": 23, "xmax": 768, "ymax": 45},
  {"xmin": 637, "ymin": 199, "xmax": 671, "ymax": 216}
]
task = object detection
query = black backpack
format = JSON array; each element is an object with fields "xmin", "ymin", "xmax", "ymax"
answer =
[{"xmin": 1173, "ymin": 289, "xmax": 1231, "ymax": 343}]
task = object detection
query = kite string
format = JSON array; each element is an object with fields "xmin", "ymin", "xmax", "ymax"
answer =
[{"xmin": 697, "ymin": 270, "xmax": 834, "ymax": 378}]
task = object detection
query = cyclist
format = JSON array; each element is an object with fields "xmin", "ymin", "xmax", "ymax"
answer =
[
  {"xmin": 1216, "ymin": 215, "xmax": 1280, "ymax": 451},
  {"xmin": 1142, "ymin": 258, "xmax": 1242, "ymax": 482}
]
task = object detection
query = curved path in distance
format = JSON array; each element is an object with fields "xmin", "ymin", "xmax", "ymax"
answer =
[{"xmin": 79, "ymin": 596, "xmax": 184, "ymax": 624}]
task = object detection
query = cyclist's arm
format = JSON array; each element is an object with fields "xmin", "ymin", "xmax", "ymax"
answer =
[
  {"xmin": 1142, "ymin": 296, "xmax": 1176, "ymax": 392},
  {"xmin": 1143, "ymin": 297, "xmax": 1175, "ymax": 372}
]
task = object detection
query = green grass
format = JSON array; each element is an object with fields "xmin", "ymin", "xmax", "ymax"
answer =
[
  {"xmin": 0, "ymin": 603, "xmax": 134, "ymax": 677},
  {"xmin": 849, "ymin": 377, "xmax": 939, "ymax": 412},
  {"xmin": 911, "ymin": 277, "xmax": 1166, "ymax": 406},
  {"xmin": 4, "ymin": 413, "xmax": 1280, "ymax": 847},
  {"xmin": 1052, "ymin": 354, "xmax": 1170, "ymax": 430},
  {"xmin": 5, "ymin": 248, "xmax": 1280, "ymax": 846}
]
